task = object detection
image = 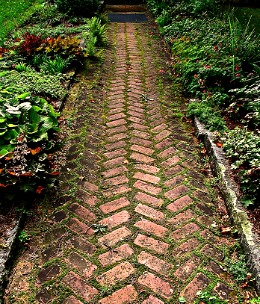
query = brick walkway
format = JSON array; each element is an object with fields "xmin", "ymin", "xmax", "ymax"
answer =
[{"xmin": 4, "ymin": 20, "xmax": 247, "ymax": 303}]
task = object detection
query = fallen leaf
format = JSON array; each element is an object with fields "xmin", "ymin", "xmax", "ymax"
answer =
[
  {"xmin": 36, "ymin": 186, "xmax": 44, "ymax": 194},
  {"xmin": 20, "ymin": 172, "xmax": 33, "ymax": 177},
  {"xmin": 7, "ymin": 170, "xmax": 18, "ymax": 176},
  {"xmin": 49, "ymin": 171, "xmax": 60, "ymax": 176},
  {"xmin": 216, "ymin": 142, "xmax": 223, "ymax": 148},
  {"xmin": 221, "ymin": 227, "xmax": 231, "ymax": 235},
  {"xmin": 30, "ymin": 147, "xmax": 41, "ymax": 155}
]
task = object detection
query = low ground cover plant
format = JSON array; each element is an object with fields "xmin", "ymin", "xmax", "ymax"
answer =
[
  {"xmin": 0, "ymin": 1, "xmax": 106, "ymax": 199},
  {"xmin": 146, "ymin": 0, "xmax": 260, "ymax": 207}
]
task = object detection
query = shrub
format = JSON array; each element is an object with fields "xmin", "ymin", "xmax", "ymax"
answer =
[{"xmin": 54, "ymin": 0, "xmax": 99, "ymax": 17}]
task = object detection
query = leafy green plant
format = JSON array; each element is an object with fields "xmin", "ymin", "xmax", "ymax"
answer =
[
  {"xmin": 18, "ymin": 230, "xmax": 29, "ymax": 243},
  {"xmin": 225, "ymin": 254, "xmax": 250, "ymax": 282},
  {"xmin": 223, "ymin": 128, "xmax": 260, "ymax": 207},
  {"xmin": 87, "ymin": 17, "xmax": 107, "ymax": 47},
  {"xmin": 196, "ymin": 291, "xmax": 227, "ymax": 303},
  {"xmin": 250, "ymin": 297, "xmax": 260, "ymax": 303},
  {"xmin": 40, "ymin": 55, "xmax": 70, "ymax": 74},
  {"xmin": 15, "ymin": 62, "xmax": 29, "ymax": 72}
]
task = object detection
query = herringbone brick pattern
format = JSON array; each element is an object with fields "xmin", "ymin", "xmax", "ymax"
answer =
[{"xmin": 4, "ymin": 20, "xmax": 246, "ymax": 304}]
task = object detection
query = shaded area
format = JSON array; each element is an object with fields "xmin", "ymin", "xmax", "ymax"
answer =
[{"xmin": 108, "ymin": 13, "xmax": 147, "ymax": 22}]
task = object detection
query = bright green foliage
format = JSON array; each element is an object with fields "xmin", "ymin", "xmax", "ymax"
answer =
[
  {"xmin": 54, "ymin": 0, "xmax": 99, "ymax": 17},
  {"xmin": 225, "ymin": 254, "xmax": 249, "ymax": 282},
  {"xmin": 250, "ymin": 297, "xmax": 260, "ymax": 303},
  {"xmin": 195, "ymin": 291, "xmax": 228, "ymax": 304},
  {"xmin": 223, "ymin": 128, "xmax": 260, "ymax": 207}
]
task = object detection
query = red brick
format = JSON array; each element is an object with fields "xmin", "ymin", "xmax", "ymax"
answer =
[
  {"xmin": 130, "ymin": 152, "xmax": 154, "ymax": 164},
  {"xmin": 103, "ymin": 157, "xmax": 126, "ymax": 169},
  {"xmin": 98, "ymin": 226, "xmax": 132, "ymax": 247},
  {"xmin": 180, "ymin": 273, "xmax": 210, "ymax": 303},
  {"xmin": 103, "ymin": 185, "xmax": 131, "ymax": 198},
  {"xmin": 107, "ymin": 133, "xmax": 128, "ymax": 143},
  {"xmin": 132, "ymin": 130, "xmax": 150, "ymax": 140},
  {"xmin": 133, "ymin": 172, "xmax": 160, "ymax": 185},
  {"xmin": 64, "ymin": 296, "xmax": 83, "ymax": 304},
  {"xmin": 128, "ymin": 116, "xmax": 144, "ymax": 124},
  {"xmin": 83, "ymin": 181, "xmax": 99, "ymax": 192},
  {"xmin": 130, "ymin": 137, "xmax": 152, "ymax": 148},
  {"xmin": 142, "ymin": 295, "xmax": 164, "ymax": 304},
  {"xmin": 70, "ymin": 236, "xmax": 96, "ymax": 255},
  {"xmin": 164, "ymin": 175, "xmax": 185, "ymax": 188},
  {"xmin": 151, "ymin": 123, "xmax": 168, "ymax": 134},
  {"xmin": 62, "ymin": 272, "xmax": 98, "ymax": 301},
  {"xmin": 105, "ymin": 140, "xmax": 127, "ymax": 151},
  {"xmin": 138, "ymin": 272, "xmax": 173, "ymax": 299},
  {"xmin": 165, "ymin": 185, "xmax": 189, "ymax": 200},
  {"xmin": 108, "ymin": 107, "xmax": 124, "ymax": 115},
  {"xmin": 106, "ymin": 125, "xmax": 127, "ymax": 135},
  {"xmin": 197, "ymin": 215, "xmax": 214, "ymax": 227},
  {"xmin": 155, "ymin": 138, "xmax": 172, "ymax": 150},
  {"xmin": 138, "ymin": 251, "xmax": 172, "ymax": 275},
  {"xmin": 129, "ymin": 122, "xmax": 148, "ymax": 131},
  {"xmin": 134, "ymin": 164, "xmax": 160, "ymax": 174},
  {"xmin": 174, "ymin": 256, "xmax": 200, "ymax": 281},
  {"xmin": 158, "ymin": 146, "xmax": 177, "ymax": 159},
  {"xmin": 200, "ymin": 230, "xmax": 220, "ymax": 243},
  {"xmin": 98, "ymin": 243, "xmax": 134, "ymax": 266},
  {"xmin": 96, "ymin": 261, "xmax": 135, "ymax": 286},
  {"xmin": 83, "ymin": 194, "xmax": 99, "ymax": 207},
  {"xmin": 201, "ymin": 244, "xmax": 224, "ymax": 261},
  {"xmin": 99, "ymin": 285, "xmax": 138, "ymax": 304},
  {"xmin": 134, "ymin": 234, "xmax": 169, "ymax": 254},
  {"xmin": 102, "ymin": 166, "xmax": 128, "ymax": 178},
  {"xmin": 104, "ymin": 175, "xmax": 129, "ymax": 186},
  {"xmin": 130, "ymin": 144, "xmax": 154, "ymax": 156},
  {"xmin": 135, "ymin": 203, "xmax": 164, "ymax": 220},
  {"xmin": 171, "ymin": 223, "xmax": 200, "ymax": 241},
  {"xmin": 173, "ymin": 238, "xmax": 200, "ymax": 256},
  {"xmin": 168, "ymin": 209, "xmax": 196, "ymax": 226},
  {"xmin": 134, "ymin": 180, "xmax": 161, "ymax": 196},
  {"xmin": 164, "ymin": 165, "xmax": 184, "ymax": 177},
  {"xmin": 67, "ymin": 218, "xmax": 94, "ymax": 236},
  {"xmin": 161, "ymin": 156, "xmax": 180, "ymax": 168},
  {"xmin": 128, "ymin": 110, "xmax": 145, "ymax": 119},
  {"xmin": 99, "ymin": 211, "xmax": 130, "ymax": 229},
  {"xmin": 154, "ymin": 130, "xmax": 171, "ymax": 142},
  {"xmin": 107, "ymin": 112, "xmax": 126, "ymax": 121},
  {"xmin": 100, "ymin": 197, "xmax": 130, "ymax": 214},
  {"xmin": 67, "ymin": 252, "xmax": 97, "ymax": 278},
  {"xmin": 134, "ymin": 218, "xmax": 168, "ymax": 238},
  {"xmin": 128, "ymin": 105, "xmax": 144, "ymax": 113},
  {"xmin": 135, "ymin": 192, "xmax": 163, "ymax": 208},
  {"xmin": 213, "ymin": 282, "xmax": 232, "ymax": 300},
  {"xmin": 104, "ymin": 148, "xmax": 127, "ymax": 159},
  {"xmin": 106, "ymin": 118, "xmax": 127, "ymax": 128},
  {"xmin": 166, "ymin": 195, "xmax": 193, "ymax": 213},
  {"xmin": 68, "ymin": 203, "xmax": 96, "ymax": 222}
]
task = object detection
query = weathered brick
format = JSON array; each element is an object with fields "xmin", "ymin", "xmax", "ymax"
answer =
[
  {"xmin": 133, "ymin": 172, "xmax": 160, "ymax": 185},
  {"xmin": 100, "ymin": 197, "xmax": 130, "ymax": 214},
  {"xmin": 104, "ymin": 148, "xmax": 127, "ymax": 159},
  {"xmin": 130, "ymin": 137, "xmax": 152, "ymax": 148},
  {"xmin": 174, "ymin": 256, "xmax": 200, "ymax": 282},
  {"xmin": 134, "ymin": 164, "xmax": 160, "ymax": 174},
  {"xmin": 106, "ymin": 118, "xmax": 127, "ymax": 128},
  {"xmin": 67, "ymin": 252, "xmax": 97, "ymax": 278},
  {"xmin": 130, "ymin": 152, "xmax": 154, "ymax": 164},
  {"xmin": 180, "ymin": 273, "xmax": 210, "ymax": 303},
  {"xmin": 84, "ymin": 194, "xmax": 99, "ymax": 207},
  {"xmin": 129, "ymin": 122, "xmax": 148, "ymax": 131},
  {"xmin": 164, "ymin": 175, "xmax": 185, "ymax": 188},
  {"xmin": 142, "ymin": 295, "xmax": 164, "ymax": 304},
  {"xmin": 38, "ymin": 265, "xmax": 60, "ymax": 283},
  {"xmin": 99, "ymin": 210, "xmax": 130, "ymax": 229},
  {"xmin": 103, "ymin": 157, "xmax": 126, "ymax": 169},
  {"xmin": 102, "ymin": 166, "xmax": 128, "ymax": 178},
  {"xmin": 155, "ymin": 138, "xmax": 172, "ymax": 150},
  {"xmin": 67, "ymin": 218, "xmax": 94, "ymax": 236},
  {"xmin": 164, "ymin": 165, "xmax": 184, "ymax": 177},
  {"xmin": 70, "ymin": 236, "xmax": 96, "ymax": 255},
  {"xmin": 128, "ymin": 116, "xmax": 144, "ymax": 124},
  {"xmin": 173, "ymin": 238, "xmax": 200, "ymax": 256},
  {"xmin": 135, "ymin": 192, "xmax": 164, "ymax": 208},
  {"xmin": 83, "ymin": 181, "xmax": 99, "ymax": 193},
  {"xmin": 62, "ymin": 272, "xmax": 98, "ymax": 301},
  {"xmin": 130, "ymin": 144, "xmax": 154, "ymax": 156},
  {"xmin": 154, "ymin": 130, "xmax": 171, "ymax": 142},
  {"xmin": 134, "ymin": 180, "xmax": 161, "ymax": 196},
  {"xmin": 128, "ymin": 110, "xmax": 145, "ymax": 119},
  {"xmin": 106, "ymin": 125, "xmax": 127, "ymax": 135},
  {"xmin": 98, "ymin": 243, "xmax": 134, "ymax": 266},
  {"xmin": 103, "ymin": 185, "xmax": 131, "ymax": 198},
  {"xmin": 107, "ymin": 112, "xmax": 126, "ymax": 121},
  {"xmin": 132, "ymin": 130, "xmax": 150, "ymax": 139},
  {"xmin": 151, "ymin": 123, "xmax": 168, "ymax": 134},
  {"xmin": 105, "ymin": 140, "xmax": 127, "ymax": 151},
  {"xmin": 68, "ymin": 203, "xmax": 96, "ymax": 223},
  {"xmin": 138, "ymin": 251, "xmax": 172, "ymax": 275},
  {"xmin": 213, "ymin": 282, "xmax": 232, "ymax": 300},
  {"xmin": 168, "ymin": 209, "xmax": 196, "ymax": 226},
  {"xmin": 134, "ymin": 234, "xmax": 169, "ymax": 254},
  {"xmin": 64, "ymin": 296, "xmax": 83, "ymax": 304},
  {"xmin": 161, "ymin": 156, "xmax": 180, "ymax": 168},
  {"xmin": 107, "ymin": 132, "xmax": 128, "ymax": 143},
  {"xmin": 96, "ymin": 261, "xmax": 135, "ymax": 286},
  {"xmin": 134, "ymin": 218, "xmax": 168, "ymax": 238},
  {"xmin": 99, "ymin": 285, "xmax": 138, "ymax": 304},
  {"xmin": 171, "ymin": 223, "xmax": 200, "ymax": 241},
  {"xmin": 166, "ymin": 195, "xmax": 193, "ymax": 213},
  {"xmin": 98, "ymin": 226, "xmax": 132, "ymax": 247},
  {"xmin": 138, "ymin": 272, "xmax": 173, "ymax": 299},
  {"xmin": 135, "ymin": 203, "xmax": 164, "ymax": 220},
  {"xmin": 165, "ymin": 185, "xmax": 189, "ymax": 200},
  {"xmin": 201, "ymin": 244, "xmax": 224, "ymax": 261},
  {"xmin": 104, "ymin": 175, "xmax": 129, "ymax": 186}
]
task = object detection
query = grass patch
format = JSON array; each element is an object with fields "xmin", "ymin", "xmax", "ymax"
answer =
[{"xmin": 0, "ymin": 0, "xmax": 44, "ymax": 45}]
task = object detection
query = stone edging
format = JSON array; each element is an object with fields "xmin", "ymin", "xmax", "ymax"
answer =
[
  {"xmin": 0, "ymin": 215, "xmax": 24, "ymax": 297},
  {"xmin": 194, "ymin": 117, "xmax": 260, "ymax": 294}
]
